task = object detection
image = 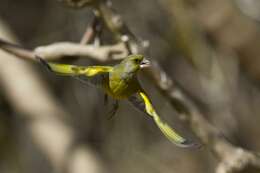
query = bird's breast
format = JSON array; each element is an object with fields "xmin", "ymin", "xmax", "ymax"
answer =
[{"xmin": 106, "ymin": 74, "xmax": 140, "ymax": 99}]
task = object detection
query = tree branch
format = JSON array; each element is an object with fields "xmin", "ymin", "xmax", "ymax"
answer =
[
  {"xmin": 34, "ymin": 42, "xmax": 127, "ymax": 61},
  {"xmin": 84, "ymin": 1, "xmax": 260, "ymax": 172},
  {"xmin": 0, "ymin": 39, "xmax": 128, "ymax": 62},
  {"xmin": 146, "ymin": 61, "xmax": 260, "ymax": 173}
]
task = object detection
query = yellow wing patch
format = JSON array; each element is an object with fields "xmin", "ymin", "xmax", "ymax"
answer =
[
  {"xmin": 139, "ymin": 91, "xmax": 195, "ymax": 147},
  {"xmin": 38, "ymin": 57, "xmax": 113, "ymax": 77},
  {"xmin": 49, "ymin": 64, "xmax": 112, "ymax": 76}
]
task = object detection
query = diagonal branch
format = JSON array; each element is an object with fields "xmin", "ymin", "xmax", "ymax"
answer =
[
  {"xmin": 81, "ymin": 1, "xmax": 260, "ymax": 172},
  {"xmin": 146, "ymin": 62, "xmax": 260, "ymax": 173}
]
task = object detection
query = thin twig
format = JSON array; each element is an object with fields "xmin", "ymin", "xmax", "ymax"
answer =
[{"xmin": 80, "ymin": 14, "xmax": 101, "ymax": 45}]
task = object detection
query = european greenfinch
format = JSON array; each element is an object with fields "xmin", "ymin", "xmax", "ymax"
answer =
[{"xmin": 37, "ymin": 54, "xmax": 197, "ymax": 148}]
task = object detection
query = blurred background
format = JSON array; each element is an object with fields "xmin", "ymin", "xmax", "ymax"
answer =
[{"xmin": 0, "ymin": 0, "xmax": 260, "ymax": 173}]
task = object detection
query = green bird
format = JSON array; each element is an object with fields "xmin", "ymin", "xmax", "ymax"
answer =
[{"xmin": 37, "ymin": 54, "xmax": 197, "ymax": 148}]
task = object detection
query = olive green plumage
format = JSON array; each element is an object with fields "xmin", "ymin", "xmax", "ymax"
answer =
[
  {"xmin": 37, "ymin": 54, "xmax": 197, "ymax": 148},
  {"xmin": 107, "ymin": 55, "xmax": 143, "ymax": 99}
]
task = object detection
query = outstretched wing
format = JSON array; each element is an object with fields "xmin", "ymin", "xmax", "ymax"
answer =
[
  {"xmin": 37, "ymin": 57, "xmax": 113, "ymax": 87},
  {"xmin": 37, "ymin": 57, "xmax": 113, "ymax": 76},
  {"xmin": 128, "ymin": 91, "xmax": 198, "ymax": 148}
]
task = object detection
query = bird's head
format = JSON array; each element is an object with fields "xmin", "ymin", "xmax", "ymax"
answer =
[{"xmin": 119, "ymin": 54, "xmax": 150, "ymax": 73}]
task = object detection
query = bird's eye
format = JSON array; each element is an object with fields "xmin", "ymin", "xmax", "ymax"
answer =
[{"xmin": 134, "ymin": 59, "xmax": 139, "ymax": 63}]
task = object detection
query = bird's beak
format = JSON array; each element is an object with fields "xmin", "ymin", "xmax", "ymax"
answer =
[{"xmin": 140, "ymin": 58, "xmax": 151, "ymax": 68}]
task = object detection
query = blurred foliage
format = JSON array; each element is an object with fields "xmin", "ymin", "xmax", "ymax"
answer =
[{"xmin": 0, "ymin": 0, "xmax": 260, "ymax": 173}]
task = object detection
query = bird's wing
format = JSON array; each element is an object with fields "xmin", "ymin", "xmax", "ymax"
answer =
[
  {"xmin": 37, "ymin": 57, "xmax": 112, "ymax": 87},
  {"xmin": 37, "ymin": 57, "xmax": 113, "ymax": 76},
  {"xmin": 128, "ymin": 91, "xmax": 198, "ymax": 148}
]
